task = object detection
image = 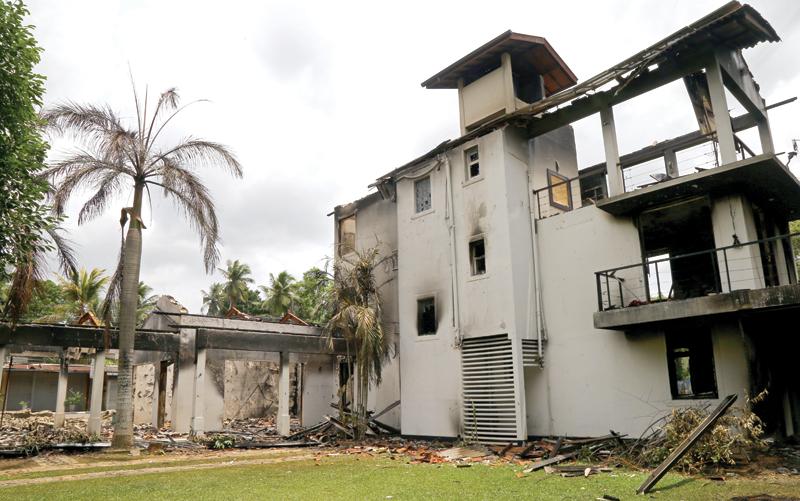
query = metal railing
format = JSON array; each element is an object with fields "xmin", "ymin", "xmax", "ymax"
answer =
[
  {"xmin": 532, "ymin": 169, "xmax": 607, "ymax": 219},
  {"xmin": 595, "ymin": 232, "xmax": 800, "ymax": 311}
]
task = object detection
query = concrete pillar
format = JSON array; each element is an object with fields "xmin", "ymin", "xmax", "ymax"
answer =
[
  {"xmin": 171, "ymin": 327, "xmax": 196, "ymax": 433},
  {"xmin": 664, "ymin": 149, "xmax": 680, "ymax": 178},
  {"xmin": 277, "ymin": 352, "xmax": 290, "ymax": 436},
  {"xmin": 88, "ymin": 350, "xmax": 106, "ymax": 435},
  {"xmin": 0, "ymin": 345, "xmax": 7, "ymax": 406},
  {"xmin": 501, "ymin": 52, "xmax": 516, "ymax": 114},
  {"xmin": 758, "ymin": 117, "xmax": 775, "ymax": 155},
  {"xmin": 190, "ymin": 347, "xmax": 207, "ymax": 435},
  {"xmin": 151, "ymin": 361, "xmax": 161, "ymax": 428},
  {"xmin": 54, "ymin": 350, "xmax": 68, "ymax": 428},
  {"xmin": 706, "ymin": 59, "xmax": 737, "ymax": 165},
  {"xmin": 601, "ymin": 106, "xmax": 624, "ymax": 196}
]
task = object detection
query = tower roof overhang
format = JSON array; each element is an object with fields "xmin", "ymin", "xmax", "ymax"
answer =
[{"xmin": 420, "ymin": 31, "xmax": 577, "ymax": 95}]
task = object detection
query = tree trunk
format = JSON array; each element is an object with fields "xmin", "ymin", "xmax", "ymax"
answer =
[{"xmin": 111, "ymin": 183, "xmax": 144, "ymax": 449}]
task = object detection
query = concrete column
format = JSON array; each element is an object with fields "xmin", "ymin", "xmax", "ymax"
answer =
[
  {"xmin": 54, "ymin": 350, "xmax": 68, "ymax": 428},
  {"xmin": 190, "ymin": 347, "xmax": 207, "ymax": 435},
  {"xmin": 600, "ymin": 106, "xmax": 624, "ymax": 196},
  {"xmin": 706, "ymin": 59, "xmax": 737, "ymax": 165},
  {"xmin": 171, "ymin": 327, "xmax": 196, "ymax": 433},
  {"xmin": 277, "ymin": 352, "xmax": 291, "ymax": 436},
  {"xmin": 88, "ymin": 350, "xmax": 106, "ymax": 435},
  {"xmin": 758, "ymin": 117, "xmax": 775, "ymax": 155},
  {"xmin": 457, "ymin": 78, "xmax": 467, "ymax": 136},
  {"xmin": 0, "ymin": 345, "xmax": 7, "ymax": 407},
  {"xmin": 151, "ymin": 361, "xmax": 161, "ymax": 428},
  {"xmin": 664, "ymin": 149, "xmax": 680, "ymax": 178},
  {"xmin": 501, "ymin": 52, "xmax": 516, "ymax": 113}
]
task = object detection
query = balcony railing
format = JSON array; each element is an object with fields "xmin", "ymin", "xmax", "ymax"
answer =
[{"xmin": 595, "ymin": 233, "xmax": 800, "ymax": 312}]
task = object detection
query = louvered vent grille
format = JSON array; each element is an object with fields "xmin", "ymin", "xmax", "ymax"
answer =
[
  {"xmin": 522, "ymin": 339, "xmax": 544, "ymax": 367},
  {"xmin": 461, "ymin": 334, "xmax": 520, "ymax": 444}
]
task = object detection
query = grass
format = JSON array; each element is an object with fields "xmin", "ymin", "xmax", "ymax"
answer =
[
  {"xmin": 2, "ymin": 454, "xmax": 799, "ymax": 500},
  {"xmin": 0, "ymin": 450, "xmax": 305, "ymax": 481}
]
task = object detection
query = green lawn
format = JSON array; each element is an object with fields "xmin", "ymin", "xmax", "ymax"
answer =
[{"xmin": 2, "ymin": 454, "xmax": 798, "ymax": 500}]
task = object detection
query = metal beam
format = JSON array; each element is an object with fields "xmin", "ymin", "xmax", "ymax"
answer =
[
  {"xmin": 196, "ymin": 328, "xmax": 347, "ymax": 355},
  {"xmin": 0, "ymin": 323, "xmax": 180, "ymax": 352}
]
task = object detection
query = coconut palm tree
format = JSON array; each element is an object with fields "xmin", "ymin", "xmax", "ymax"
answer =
[
  {"xmin": 219, "ymin": 259, "xmax": 253, "ymax": 310},
  {"xmin": 42, "ymin": 85, "xmax": 242, "ymax": 448},
  {"xmin": 136, "ymin": 282, "xmax": 158, "ymax": 325},
  {"xmin": 60, "ymin": 267, "xmax": 108, "ymax": 319},
  {"xmin": 201, "ymin": 282, "xmax": 225, "ymax": 316},
  {"xmin": 323, "ymin": 247, "xmax": 391, "ymax": 439},
  {"xmin": 260, "ymin": 271, "xmax": 297, "ymax": 316}
]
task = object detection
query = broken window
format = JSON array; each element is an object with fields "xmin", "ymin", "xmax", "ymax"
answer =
[
  {"xmin": 469, "ymin": 238, "xmax": 486, "ymax": 276},
  {"xmin": 414, "ymin": 176, "xmax": 432, "ymax": 213},
  {"xmin": 666, "ymin": 329, "xmax": 718, "ymax": 399},
  {"xmin": 338, "ymin": 215, "xmax": 356, "ymax": 255},
  {"xmin": 547, "ymin": 169, "xmax": 572, "ymax": 211},
  {"xmin": 465, "ymin": 146, "xmax": 480, "ymax": 179},
  {"xmin": 417, "ymin": 297, "xmax": 436, "ymax": 336}
]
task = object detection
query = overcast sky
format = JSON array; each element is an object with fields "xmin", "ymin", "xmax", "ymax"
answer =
[{"xmin": 26, "ymin": 0, "xmax": 800, "ymax": 313}]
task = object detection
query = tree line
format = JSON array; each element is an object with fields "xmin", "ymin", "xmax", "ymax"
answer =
[{"xmin": 202, "ymin": 259, "xmax": 332, "ymax": 324}]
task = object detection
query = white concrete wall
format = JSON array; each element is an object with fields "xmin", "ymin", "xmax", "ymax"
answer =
[
  {"xmin": 527, "ymin": 205, "xmax": 751, "ymax": 437},
  {"xmin": 711, "ymin": 194, "xmax": 765, "ymax": 291},
  {"xmin": 301, "ymin": 354, "xmax": 338, "ymax": 426},
  {"xmin": 462, "ymin": 67, "xmax": 506, "ymax": 128}
]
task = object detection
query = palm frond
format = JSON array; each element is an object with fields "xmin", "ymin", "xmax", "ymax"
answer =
[
  {"xmin": 148, "ymin": 163, "xmax": 221, "ymax": 272},
  {"xmin": 77, "ymin": 169, "xmax": 126, "ymax": 224},
  {"xmin": 149, "ymin": 138, "xmax": 243, "ymax": 178},
  {"xmin": 45, "ymin": 226, "xmax": 78, "ymax": 277}
]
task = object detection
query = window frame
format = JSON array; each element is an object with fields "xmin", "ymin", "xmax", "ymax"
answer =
[
  {"xmin": 547, "ymin": 168, "xmax": 573, "ymax": 211},
  {"xmin": 416, "ymin": 295, "xmax": 437, "ymax": 337},
  {"xmin": 469, "ymin": 237, "xmax": 487, "ymax": 277},
  {"xmin": 465, "ymin": 146, "xmax": 481, "ymax": 181},
  {"xmin": 665, "ymin": 329, "xmax": 718, "ymax": 400},
  {"xmin": 414, "ymin": 175, "xmax": 433, "ymax": 214},
  {"xmin": 338, "ymin": 215, "xmax": 356, "ymax": 256}
]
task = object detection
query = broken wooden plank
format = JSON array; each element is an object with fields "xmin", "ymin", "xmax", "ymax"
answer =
[
  {"xmin": 325, "ymin": 415, "xmax": 355, "ymax": 438},
  {"xmin": 637, "ymin": 394, "xmax": 738, "ymax": 494},
  {"xmin": 369, "ymin": 418, "xmax": 399, "ymax": 435},
  {"xmin": 522, "ymin": 452, "xmax": 577, "ymax": 473},
  {"xmin": 517, "ymin": 442, "xmax": 539, "ymax": 458},
  {"xmin": 550, "ymin": 436, "xmax": 563, "ymax": 458},
  {"xmin": 371, "ymin": 400, "xmax": 400, "ymax": 420}
]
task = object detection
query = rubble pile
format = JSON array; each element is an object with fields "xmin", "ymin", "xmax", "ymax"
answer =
[{"xmin": 0, "ymin": 410, "xmax": 110, "ymax": 456}]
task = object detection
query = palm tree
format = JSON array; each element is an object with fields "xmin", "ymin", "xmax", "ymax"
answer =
[
  {"xmin": 260, "ymin": 271, "xmax": 297, "ymax": 316},
  {"xmin": 60, "ymin": 267, "xmax": 109, "ymax": 319},
  {"xmin": 201, "ymin": 282, "xmax": 225, "ymax": 316},
  {"xmin": 323, "ymin": 248, "xmax": 390, "ymax": 439},
  {"xmin": 136, "ymin": 282, "xmax": 158, "ymax": 325},
  {"xmin": 42, "ymin": 85, "xmax": 242, "ymax": 448},
  {"xmin": 2, "ymin": 226, "xmax": 77, "ymax": 323},
  {"xmin": 219, "ymin": 259, "xmax": 253, "ymax": 310}
]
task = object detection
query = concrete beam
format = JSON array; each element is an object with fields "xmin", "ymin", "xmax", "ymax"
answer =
[
  {"xmin": 87, "ymin": 350, "xmax": 106, "ymax": 435},
  {"xmin": 165, "ymin": 313, "xmax": 322, "ymax": 336},
  {"xmin": 0, "ymin": 323, "xmax": 180, "ymax": 352},
  {"xmin": 53, "ymin": 350, "xmax": 68, "ymax": 428},
  {"xmin": 277, "ymin": 352, "xmax": 290, "ymax": 436},
  {"xmin": 196, "ymin": 329, "xmax": 347, "ymax": 355}
]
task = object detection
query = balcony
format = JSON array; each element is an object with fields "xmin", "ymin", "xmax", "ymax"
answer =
[{"xmin": 593, "ymin": 233, "xmax": 800, "ymax": 329}]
